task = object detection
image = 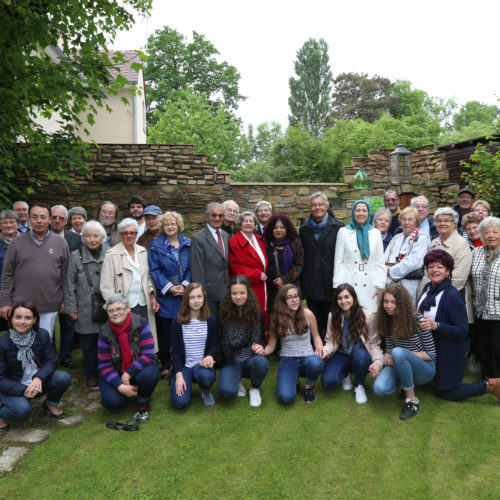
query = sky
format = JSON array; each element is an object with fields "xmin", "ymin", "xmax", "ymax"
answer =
[{"xmin": 113, "ymin": 0, "xmax": 500, "ymax": 129}]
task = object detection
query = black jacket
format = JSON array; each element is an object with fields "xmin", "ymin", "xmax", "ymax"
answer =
[{"xmin": 64, "ymin": 229, "xmax": 84, "ymax": 252}]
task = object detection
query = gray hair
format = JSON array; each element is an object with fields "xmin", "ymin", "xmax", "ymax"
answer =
[
  {"xmin": 478, "ymin": 216, "xmax": 500, "ymax": 244},
  {"xmin": 0, "ymin": 209, "xmax": 18, "ymax": 222},
  {"xmin": 308, "ymin": 192, "xmax": 328, "ymax": 204},
  {"xmin": 13, "ymin": 201, "xmax": 29, "ymax": 210},
  {"xmin": 411, "ymin": 195, "xmax": 429, "ymax": 207},
  {"xmin": 82, "ymin": 220, "xmax": 107, "ymax": 239},
  {"xmin": 372, "ymin": 207, "xmax": 392, "ymax": 223},
  {"xmin": 68, "ymin": 206, "xmax": 87, "ymax": 221},
  {"xmin": 223, "ymin": 200, "xmax": 239, "ymax": 212},
  {"xmin": 255, "ymin": 200, "xmax": 272, "ymax": 211},
  {"xmin": 236, "ymin": 210, "xmax": 258, "ymax": 229},
  {"xmin": 384, "ymin": 189, "xmax": 399, "ymax": 199},
  {"xmin": 434, "ymin": 207, "xmax": 458, "ymax": 225},
  {"xmin": 117, "ymin": 218, "xmax": 139, "ymax": 232},
  {"xmin": 51, "ymin": 204, "xmax": 68, "ymax": 218},
  {"xmin": 104, "ymin": 294, "xmax": 129, "ymax": 310},
  {"xmin": 205, "ymin": 202, "xmax": 224, "ymax": 215}
]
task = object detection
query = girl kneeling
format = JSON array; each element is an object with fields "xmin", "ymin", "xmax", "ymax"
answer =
[{"xmin": 265, "ymin": 284, "xmax": 325, "ymax": 404}]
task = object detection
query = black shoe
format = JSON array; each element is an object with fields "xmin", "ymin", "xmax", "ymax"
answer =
[
  {"xmin": 61, "ymin": 360, "xmax": 76, "ymax": 369},
  {"xmin": 43, "ymin": 400, "xmax": 66, "ymax": 419},
  {"xmin": 0, "ymin": 422, "xmax": 10, "ymax": 433},
  {"xmin": 304, "ymin": 385, "xmax": 316, "ymax": 403},
  {"xmin": 400, "ymin": 399, "xmax": 420, "ymax": 420},
  {"xmin": 86, "ymin": 377, "xmax": 98, "ymax": 388}
]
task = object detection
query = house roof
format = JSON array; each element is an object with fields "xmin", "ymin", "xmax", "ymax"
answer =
[{"xmin": 106, "ymin": 50, "xmax": 143, "ymax": 84}]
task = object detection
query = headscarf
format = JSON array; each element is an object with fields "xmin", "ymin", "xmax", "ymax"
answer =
[
  {"xmin": 9, "ymin": 328, "xmax": 36, "ymax": 370},
  {"xmin": 347, "ymin": 200, "xmax": 373, "ymax": 261}
]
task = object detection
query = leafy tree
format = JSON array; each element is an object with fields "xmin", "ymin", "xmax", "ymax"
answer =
[
  {"xmin": 0, "ymin": 0, "xmax": 151, "ymax": 207},
  {"xmin": 453, "ymin": 100, "xmax": 500, "ymax": 130},
  {"xmin": 246, "ymin": 122, "xmax": 283, "ymax": 162},
  {"xmin": 148, "ymin": 89, "xmax": 248, "ymax": 173},
  {"xmin": 146, "ymin": 26, "xmax": 244, "ymax": 124},
  {"xmin": 288, "ymin": 38, "xmax": 332, "ymax": 136}
]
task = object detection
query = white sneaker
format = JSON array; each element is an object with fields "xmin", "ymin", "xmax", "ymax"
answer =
[
  {"xmin": 342, "ymin": 375, "xmax": 353, "ymax": 391},
  {"xmin": 354, "ymin": 385, "xmax": 368, "ymax": 404},
  {"xmin": 249, "ymin": 388, "xmax": 262, "ymax": 407},
  {"xmin": 237, "ymin": 381, "xmax": 247, "ymax": 397}
]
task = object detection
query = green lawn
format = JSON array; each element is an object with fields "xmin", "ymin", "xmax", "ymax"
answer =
[{"xmin": 1, "ymin": 350, "xmax": 499, "ymax": 499}]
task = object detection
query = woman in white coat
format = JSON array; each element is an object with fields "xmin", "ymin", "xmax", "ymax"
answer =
[{"xmin": 333, "ymin": 200, "xmax": 386, "ymax": 312}]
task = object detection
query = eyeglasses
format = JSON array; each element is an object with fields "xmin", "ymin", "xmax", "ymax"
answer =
[
  {"xmin": 51, "ymin": 215, "xmax": 67, "ymax": 221},
  {"xmin": 107, "ymin": 306, "xmax": 128, "ymax": 315},
  {"xmin": 225, "ymin": 209, "xmax": 238, "ymax": 214},
  {"xmin": 164, "ymin": 223, "xmax": 177, "ymax": 227},
  {"xmin": 400, "ymin": 218, "xmax": 415, "ymax": 223},
  {"xmin": 458, "ymin": 196, "xmax": 473, "ymax": 201},
  {"xmin": 209, "ymin": 213, "xmax": 224, "ymax": 218},
  {"xmin": 83, "ymin": 234, "xmax": 103, "ymax": 239},
  {"xmin": 257, "ymin": 208, "xmax": 271, "ymax": 214},
  {"xmin": 100, "ymin": 210, "xmax": 115, "ymax": 216},
  {"xmin": 310, "ymin": 203, "xmax": 326, "ymax": 208},
  {"xmin": 436, "ymin": 219, "xmax": 454, "ymax": 224},
  {"xmin": 121, "ymin": 231, "xmax": 137, "ymax": 236},
  {"xmin": 384, "ymin": 198, "xmax": 398, "ymax": 202},
  {"xmin": 286, "ymin": 295, "xmax": 300, "ymax": 301}
]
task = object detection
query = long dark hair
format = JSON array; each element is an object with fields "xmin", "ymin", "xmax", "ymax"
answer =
[
  {"xmin": 375, "ymin": 283, "xmax": 416, "ymax": 339},
  {"xmin": 329, "ymin": 284, "xmax": 368, "ymax": 344},
  {"xmin": 263, "ymin": 214, "xmax": 298, "ymax": 241},
  {"xmin": 177, "ymin": 283, "xmax": 211, "ymax": 324},
  {"xmin": 269, "ymin": 284, "xmax": 308, "ymax": 338},
  {"xmin": 219, "ymin": 275, "xmax": 261, "ymax": 328},
  {"xmin": 8, "ymin": 301, "xmax": 40, "ymax": 332}
]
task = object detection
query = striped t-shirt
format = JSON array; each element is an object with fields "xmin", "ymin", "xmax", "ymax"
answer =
[
  {"xmin": 183, "ymin": 319, "xmax": 208, "ymax": 368},
  {"xmin": 385, "ymin": 322, "xmax": 436, "ymax": 360}
]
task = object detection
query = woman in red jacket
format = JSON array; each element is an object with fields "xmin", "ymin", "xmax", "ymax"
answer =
[{"xmin": 229, "ymin": 211, "xmax": 269, "ymax": 323}]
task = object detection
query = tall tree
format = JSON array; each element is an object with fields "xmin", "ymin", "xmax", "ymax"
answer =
[
  {"xmin": 146, "ymin": 26, "xmax": 244, "ymax": 124},
  {"xmin": 453, "ymin": 100, "xmax": 500, "ymax": 130},
  {"xmin": 288, "ymin": 38, "xmax": 332, "ymax": 136}
]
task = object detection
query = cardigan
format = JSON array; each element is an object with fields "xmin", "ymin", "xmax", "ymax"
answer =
[{"xmin": 471, "ymin": 246, "xmax": 500, "ymax": 320}]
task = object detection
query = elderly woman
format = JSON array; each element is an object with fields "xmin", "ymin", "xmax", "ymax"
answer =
[
  {"xmin": 148, "ymin": 211, "xmax": 191, "ymax": 380},
  {"xmin": 0, "ymin": 301, "xmax": 71, "ymax": 430},
  {"xmin": 462, "ymin": 212, "xmax": 485, "ymax": 248},
  {"xmin": 100, "ymin": 218, "xmax": 159, "ymax": 351},
  {"xmin": 373, "ymin": 207, "xmax": 393, "ymax": 252},
  {"xmin": 471, "ymin": 217, "xmax": 500, "ymax": 380},
  {"xmin": 263, "ymin": 214, "xmax": 304, "ymax": 313},
  {"xmin": 0, "ymin": 210, "xmax": 19, "ymax": 286},
  {"xmin": 472, "ymin": 200, "xmax": 491, "ymax": 220},
  {"xmin": 417, "ymin": 249, "xmax": 500, "ymax": 403},
  {"xmin": 333, "ymin": 200, "xmax": 386, "ymax": 312},
  {"xmin": 98, "ymin": 294, "xmax": 159, "ymax": 421},
  {"xmin": 229, "ymin": 211, "xmax": 269, "ymax": 322},
  {"xmin": 68, "ymin": 207, "xmax": 87, "ymax": 236},
  {"xmin": 64, "ymin": 220, "xmax": 109, "ymax": 387},
  {"xmin": 384, "ymin": 206, "xmax": 429, "ymax": 303}
]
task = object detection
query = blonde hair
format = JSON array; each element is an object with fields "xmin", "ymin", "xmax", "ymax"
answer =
[
  {"xmin": 398, "ymin": 206, "xmax": 420, "ymax": 226},
  {"xmin": 159, "ymin": 211, "xmax": 184, "ymax": 233}
]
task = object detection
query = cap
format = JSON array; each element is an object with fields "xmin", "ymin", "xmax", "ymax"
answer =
[
  {"xmin": 144, "ymin": 205, "xmax": 162, "ymax": 216},
  {"xmin": 458, "ymin": 188, "xmax": 475, "ymax": 197}
]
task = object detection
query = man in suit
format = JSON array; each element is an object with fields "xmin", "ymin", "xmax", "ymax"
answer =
[
  {"xmin": 255, "ymin": 200, "xmax": 272, "ymax": 236},
  {"xmin": 190, "ymin": 202, "xmax": 230, "ymax": 316}
]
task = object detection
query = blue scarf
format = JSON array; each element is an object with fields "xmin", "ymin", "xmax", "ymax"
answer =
[
  {"xmin": 418, "ymin": 278, "xmax": 452, "ymax": 313},
  {"xmin": 307, "ymin": 213, "xmax": 328, "ymax": 241},
  {"xmin": 347, "ymin": 201, "xmax": 373, "ymax": 261}
]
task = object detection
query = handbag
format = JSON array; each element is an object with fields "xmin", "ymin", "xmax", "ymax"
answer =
[{"xmin": 80, "ymin": 249, "xmax": 108, "ymax": 323}]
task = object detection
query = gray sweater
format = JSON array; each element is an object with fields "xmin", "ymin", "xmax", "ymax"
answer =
[{"xmin": 0, "ymin": 232, "xmax": 69, "ymax": 313}]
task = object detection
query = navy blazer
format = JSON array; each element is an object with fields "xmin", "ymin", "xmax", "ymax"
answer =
[{"xmin": 0, "ymin": 328, "xmax": 58, "ymax": 396}]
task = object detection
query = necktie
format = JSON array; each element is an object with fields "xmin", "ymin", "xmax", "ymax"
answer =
[{"xmin": 216, "ymin": 230, "xmax": 225, "ymax": 256}]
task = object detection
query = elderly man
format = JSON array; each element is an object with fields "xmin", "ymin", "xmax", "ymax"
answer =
[
  {"xmin": 0, "ymin": 203, "xmax": 69, "ymax": 338},
  {"xmin": 300, "ymin": 192, "xmax": 344, "ymax": 338},
  {"xmin": 13, "ymin": 201, "xmax": 30, "ymax": 233},
  {"xmin": 190, "ymin": 202, "xmax": 230, "ymax": 316},
  {"xmin": 222, "ymin": 200, "xmax": 239, "ymax": 237},
  {"xmin": 383, "ymin": 189, "xmax": 401, "ymax": 236},
  {"xmin": 255, "ymin": 200, "xmax": 272, "ymax": 236},
  {"xmin": 96, "ymin": 200, "xmax": 120, "ymax": 246},
  {"xmin": 454, "ymin": 187, "xmax": 475, "ymax": 226},
  {"xmin": 0, "ymin": 210, "xmax": 19, "ymax": 331},
  {"xmin": 128, "ymin": 195, "xmax": 146, "ymax": 240},
  {"xmin": 137, "ymin": 205, "xmax": 162, "ymax": 249},
  {"xmin": 409, "ymin": 195, "xmax": 438, "ymax": 241}
]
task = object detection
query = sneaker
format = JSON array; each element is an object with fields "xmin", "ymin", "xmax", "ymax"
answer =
[
  {"xmin": 237, "ymin": 381, "xmax": 247, "ymax": 397},
  {"xmin": 342, "ymin": 375, "xmax": 353, "ymax": 391},
  {"xmin": 304, "ymin": 385, "xmax": 316, "ymax": 403},
  {"xmin": 134, "ymin": 404, "xmax": 150, "ymax": 423},
  {"xmin": 354, "ymin": 385, "xmax": 368, "ymax": 404},
  {"xmin": 200, "ymin": 389, "xmax": 215, "ymax": 407},
  {"xmin": 249, "ymin": 388, "xmax": 262, "ymax": 407},
  {"xmin": 399, "ymin": 399, "xmax": 420, "ymax": 420}
]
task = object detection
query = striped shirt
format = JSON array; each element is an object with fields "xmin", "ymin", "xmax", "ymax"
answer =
[
  {"xmin": 183, "ymin": 319, "xmax": 208, "ymax": 368},
  {"xmin": 385, "ymin": 322, "xmax": 436, "ymax": 361}
]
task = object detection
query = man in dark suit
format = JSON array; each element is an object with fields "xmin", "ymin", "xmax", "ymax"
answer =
[{"xmin": 190, "ymin": 202, "xmax": 230, "ymax": 317}]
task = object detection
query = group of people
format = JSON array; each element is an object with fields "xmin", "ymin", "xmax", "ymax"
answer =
[{"xmin": 0, "ymin": 187, "xmax": 499, "ymax": 430}]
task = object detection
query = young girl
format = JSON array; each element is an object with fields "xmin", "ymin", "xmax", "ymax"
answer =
[
  {"xmin": 170, "ymin": 283, "xmax": 217, "ymax": 409},
  {"xmin": 321, "ymin": 284, "xmax": 383, "ymax": 404},
  {"xmin": 264, "ymin": 284, "xmax": 325, "ymax": 404},
  {"xmin": 373, "ymin": 283, "xmax": 436, "ymax": 420},
  {"xmin": 201, "ymin": 275, "xmax": 269, "ymax": 407}
]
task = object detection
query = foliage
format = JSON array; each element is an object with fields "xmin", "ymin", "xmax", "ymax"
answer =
[
  {"xmin": 440, "ymin": 121, "xmax": 496, "ymax": 145},
  {"xmin": 246, "ymin": 122, "xmax": 283, "ymax": 162},
  {"xmin": 145, "ymin": 26, "xmax": 244, "ymax": 125},
  {"xmin": 288, "ymin": 38, "xmax": 332, "ymax": 136},
  {"xmin": 453, "ymin": 100, "xmax": 500, "ymax": 130},
  {"xmin": 148, "ymin": 89, "xmax": 248, "ymax": 173},
  {"xmin": 0, "ymin": 0, "xmax": 151, "ymax": 207}
]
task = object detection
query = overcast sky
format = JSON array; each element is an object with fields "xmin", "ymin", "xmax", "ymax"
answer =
[{"xmin": 113, "ymin": 0, "xmax": 500, "ymax": 129}]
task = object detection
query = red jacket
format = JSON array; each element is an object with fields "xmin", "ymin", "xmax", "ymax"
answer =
[{"xmin": 229, "ymin": 231, "xmax": 269, "ymax": 322}]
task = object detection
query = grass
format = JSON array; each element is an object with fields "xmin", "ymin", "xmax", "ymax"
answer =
[{"xmin": 1, "ymin": 343, "xmax": 499, "ymax": 500}]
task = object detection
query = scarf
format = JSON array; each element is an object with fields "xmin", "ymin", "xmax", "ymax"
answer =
[
  {"xmin": 109, "ymin": 312, "xmax": 133, "ymax": 373},
  {"xmin": 347, "ymin": 200, "xmax": 373, "ymax": 261},
  {"xmin": 9, "ymin": 328, "xmax": 36, "ymax": 370},
  {"xmin": 271, "ymin": 238, "xmax": 293, "ymax": 274},
  {"xmin": 386, "ymin": 229, "xmax": 419, "ymax": 264},
  {"xmin": 418, "ymin": 278, "xmax": 452, "ymax": 313},
  {"xmin": 307, "ymin": 213, "xmax": 328, "ymax": 241}
]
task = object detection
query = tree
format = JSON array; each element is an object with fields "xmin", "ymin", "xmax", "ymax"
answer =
[
  {"xmin": 246, "ymin": 122, "xmax": 283, "ymax": 162},
  {"xmin": 148, "ymin": 89, "xmax": 248, "ymax": 173},
  {"xmin": 453, "ymin": 100, "xmax": 500, "ymax": 130},
  {"xmin": 288, "ymin": 38, "xmax": 332, "ymax": 136},
  {"xmin": 0, "ymin": 0, "xmax": 151, "ymax": 207},
  {"xmin": 145, "ymin": 26, "xmax": 244, "ymax": 124}
]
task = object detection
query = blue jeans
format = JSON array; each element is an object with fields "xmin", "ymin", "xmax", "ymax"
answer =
[
  {"xmin": 0, "ymin": 370, "xmax": 72, "ymax": 423},
  {"xmin": 170, "ymin": 364, "xmax": 216, "ymax": 409},
  {"xmin": 218, "ymin": 355, "xmax": 269, "ymax": 401},
  {"xmin": 373, "ymin": 347, "xmax": 436, "ymax": 396},
  {"xmin": 277, "ymin": 355, "xmax": 323, "ymax": 405},
  {"xmin": 58, "ymin": 313, "xmax": 75, "ymax": 363},
  {"xmin": 79, "ymin": 333, "xmax": 98, "ymax": 379},
  {"xmin": 99, "ymin": 362, "xmax": 159, "ymax": 409},
  {"xmin": 321, "ymin": 348, "xmax": 371, "ymax": 389}
]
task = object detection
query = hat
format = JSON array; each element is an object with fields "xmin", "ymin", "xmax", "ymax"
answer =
[
  {"xmin": 68, "ymin": 206, "xmax": 87, "ymax": 220},
  {"xmin": 458, "ymin": 187, "xmax": 475, "ymax": 197},
  {"xmin": 144, "ymin": 205, "xmax": 162, "ymax": 216}
]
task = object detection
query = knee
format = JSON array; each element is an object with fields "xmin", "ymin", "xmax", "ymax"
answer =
[
  {"xmin": 218, "ymin": 386, "xmax": 237, "ymax": 401},
  {"xmin": 306, "ymin": 355, "xmax": 324, "ymax": 373},
  {"xmin": 253, "ymin": 355, "xmax": 269, "ymax": 373},
  {"xmin": 278, "ymin": 392, "xmax": 296, "ymax": 405},
  {"xmin": 391, "ymin": 347, "xmax": 406, "ymax": 364},
  {"xmin": 7, "ymin": 398, "xmax": 33, "ymax": 420},
  {"xmin": 372, "ymin": 379, "xmax": 386, "ymax": 397},
  {"xmin": 50, "ymin": 370, "xmax": 72, "ymax": 389},
  {"xmin": 353, "ymin": 349, "xmax": 371, "ymax": 365},
  {"xmin": 171, "ymin": 392, "xmax": 190, "ymax": 410},
  {"xmin": 198, "ymin": 369, "xmax": 216, "ymax": 388}
]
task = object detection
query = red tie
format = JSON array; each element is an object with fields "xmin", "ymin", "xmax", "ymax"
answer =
[{"xmin": 216, "ymin": 230, "xmax": 225, "ymax": 257}]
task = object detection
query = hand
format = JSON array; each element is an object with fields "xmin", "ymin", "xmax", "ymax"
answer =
[
  {"xmin": 175, "ymin": 373, "xmax": 187, "ymax": 397},
  {"xmin": 315, "ymin": 346, "xmax": 327, "ymax": 359},
  {"xmin": 150, "ymin": 293, "xmax": 160, "ymax": 313},
  {"xmin": 121, "ymin": 372, "xmax": 131, "ymax": 385},
  {"xmin": 385, "ymin": 264, "xmax": 391, "ymax": 276},
  {"xmin": 260, "ymin": 272, "xmax": 267, "ymax": 282},
  {"xmin": 418, "ymin": 315, "xmax": 437, "ymax": 331},
  {"xmin": 118, "ymin": 384, "xmax": 137, "ymax": 398},
  {"xmin": 0, "ymin": 306, "xmax": 12, "ymax": 320},
  {"xmin": 200, "ymin": 355, "xmax": 215, "ymax": 368},
  {"xmin": 372, "ymin": 288, "xmax": 384, "ymax": 301},
  {"xmin": 59, "ymin": 304, "xmax": 65, "ymax": 314},
  {"xmin": 368, "ymin": 363, "xmax": 381, "ymax": 378},
  {"xmin": 273, "ymin": 277, "xmax": 284, "ymax": 288},
  {"xmin": 384, "ymin": 353, "xmax": 393, "ymax": 367},
  {"xmin": 24, "ymin": 377, "xmax": 43, "ymax": 398},
  {"xmin": 69, "ymin": 312, "xmax": 78, "ymax": 321},
  {"xmin": 252, "ymin": 343, "xmax": 264, "ymax": 355}
]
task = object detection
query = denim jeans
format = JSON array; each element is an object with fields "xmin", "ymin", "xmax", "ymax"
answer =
[
  {"xmin": 373, "ymin": 347, "xmax": 436, "ymax": 396},
  {"xmin": 218, "ymin": 355, "xmax": 269, "ymax": 400},
  {"xmin": 436, "ymin": 380, "xmax": 487, "ymax": 401},
  {"xmin": 99, "ymin": 362, "xmax": 159, "ymax": 409},
  {"xmin": 0, "ymin": 370, "xmax": 72, "ymax": 423},
  {"xmin": 58, "ymin": 312, "xmax": 75, "ymax": 363},
  {"xmin": 79, "ymin": 333, "xmax": 98, "ymax": 379},
  {"xmin": 277, "ymin": 355, "xmax": 323, "ymax": 405},
  {"xmin": 170, "ymin": 364, "xmax": 216, "ymax": 409},
  {"xmin": 321, "ymin": 348, "xmax": 371, "ymax": 389}
]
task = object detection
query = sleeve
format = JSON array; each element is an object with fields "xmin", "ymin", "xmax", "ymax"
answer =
[
  {"xmin": 0, "ymin": 243, "xmax": 16, "ymax": 307},
  {"xmin": 323, "ymin": 312, "xmax": 337, "ymax": 356},
  {"xmin": 99, "ymin": 251, "xmax": 116, "ymax": 300},
  {"xmin": 97, "ymin": 334, "xmax": 121, "ymax": 389},
  {"xmin": 370, "ymin": 230, "xmax": 387, "ymax": 289},
  {"xmin": 170, "ymin": 319, "xmax": 184, "ymax": 374},
  {"xmin": 383, "ymin": 236, "xmax": 397, "ymax": 263},
  {"xmin": 389, "ymin": 234, "xmax": 430, "ymax": 281},
  {"xmin": 332, "ymin": 229, "xmax": 346, "ymax": 289},
  {"xmin": 229, "ymin": 239, "xmax": 263, "ymax": 284},
  {"xmin": 451, "ymin": 240, "xmax": 472, "ymax": 291},
  {"xmin": 33, "ymin": 330, "xmax": 58, "ymax": 383},
  {"xmin": 60, "ymin": 239, "xmax": 70, "ymax": 303},
  {"xmin": 63, "ymin": 252, "xmax": 79, "ymax": 314},
  {"xmin": 434, "ymin": 290, "xmax": 469, "ymax": 341},
  {"xmin": 385, "ymin": 336, "xmax": 395, "ymax": 354},
  {"xmin": 181, "ymin": 245, "xmax": 191, "ymax": 287},
  {"xmin": 148, "ymin": 247, "xmax": 175, "ymax": 295},
  {"xmin": 364, "ymin": 310, "xmax": 383, "ymax": 368},
  {"xmin": 190, "ymin": 235, "xmax": 205, "ymax": 285},
  {"xmin": 126, "ymin": 319, "xmax": 155, "ymax": 377},
  {"xmin": 416, "ymin": 324, "xmax": 436, "ymax": 360},
  {"xmin": 0, "ymin": 340, "xmax": 28, "ymax": 396},
  {"xmin": 284, "ymin": 238, "xmax": 304, "ymax": 284}
]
